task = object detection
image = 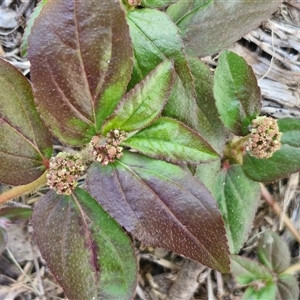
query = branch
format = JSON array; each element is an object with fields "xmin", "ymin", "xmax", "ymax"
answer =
[{"xmin": 167, "ymin": 258, "xmax": 206, "ymax": 300}]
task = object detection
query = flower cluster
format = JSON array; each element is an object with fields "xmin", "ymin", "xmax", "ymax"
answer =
[
  {"xmin": 90, "ymin": 129, "xmax": 127, "ymax": 165},
  {"xmin": 47, "ymin": 152, "xmax": 85, "ymax": 195},
  {"xmin": 247, "ymin": 116, "xmax": 282, "ymax": 159}
]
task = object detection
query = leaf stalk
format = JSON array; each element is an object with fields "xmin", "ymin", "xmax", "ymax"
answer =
[
  {"xmin": 0, "ymin": 171, "xmax": 48, "ymax": 205},
  {"xmin": 282, "ymin": 262, "xmax": 300, "ymax": 275}
]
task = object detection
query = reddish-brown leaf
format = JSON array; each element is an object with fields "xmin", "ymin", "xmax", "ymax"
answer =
[
  {"xmin": 0, "ymin": 58, "xmax": 52, "ymax": 185},
  {"xmin": 87, "ymin": 152, "xmax": 230, "ymax": 272},
  {"xmin": 28, "ymin": 0, "xmax": 133, "ymax": 145},
  {"xmin": 32, "ymin": 188, "xmax": 138, "ymax": 299}
]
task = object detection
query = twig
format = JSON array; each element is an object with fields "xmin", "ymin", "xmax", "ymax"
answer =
[
  {"xmin": 6, "ymin": 248, "xmax": 40, "ymax": 295},
  {"xmin": 206, "ymin": 270, "xmax": 215, "ymax": 300},
  {"xmin": 166, "ymin": 258, "xmax": 206, "ymax": 300},
  {"xmin": 258, "ymin": 21, "xmax": 275, "ymax": 83},
  {"xmin": 30, "ymin": 227, "xmax": 46, "ymax": 299},
  {"xmin": 136, "ymin": 284, "xmax": 148, "ymax": 300},
  {"xmin": 215, "ymin": 271, "xmax": 224, "ymax": 298},
  {"xmin": 280, "ymin": 173, "xmax": 299, "ymax": 230},
  {"xmin": 260, "ymin": 183, "xmax": 300, "ymax": 243}
]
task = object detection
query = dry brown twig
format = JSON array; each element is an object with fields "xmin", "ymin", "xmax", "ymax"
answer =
[
  {"xmin": 260, "ymin": 183, "xmax": 300, "ymax": 243},
  {"xmin": 166, "ymin": 258, "xmax": 206, "ymax": 300}
]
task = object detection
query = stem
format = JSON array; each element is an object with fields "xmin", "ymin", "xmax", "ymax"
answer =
[
  {"xmin": 260, "ymin": 183, "xmax": 300, "ymax": 244},
  {"xmin": 231, "ymin": 135, "xmax": 249, "ymax": 150},
  {"xmin": 0, "ymin": 171, "xmax": 48, "ymax": 205},
  {"xmin": 223, "ymin": 135, "xmax": 249, "ymax": 165},
  {"xmin": 282, "ymin": 262, "xmax": 300, "ymax": 275},
  {"xmin": 167, "ymin": 258, "xmax": 206, "ymax": 300}
]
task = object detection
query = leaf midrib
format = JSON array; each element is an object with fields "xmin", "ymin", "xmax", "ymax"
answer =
[{"xmin": 117, "ymin": 160, "xmax": 222, "ymax": 266}]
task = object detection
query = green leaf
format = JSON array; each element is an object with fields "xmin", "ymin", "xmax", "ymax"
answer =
[
  {"xmin": 127, "ymin": 8, "xmax": 193, "ymax": 86},
  {"xmin": 0, "ymin": 226, "xmax": 8, "ymax": 256},
  {"xmin": 187, "ymin": 56, "xmax": 227, "ymax": 152},
  {"xmin": 87, "ymin": 152, "xmax": 230, "ymax": 272},
  {"xmin": 276, "ymin": 274, "xmax": 299, "ymax": 300},
  {"xmin": 243, "ymin": 282, "xmax": 276, "ymax": 300},
  {"xmin": 257, "ymin": 231, "xmax": 290, "ymax": 273},
  {"xmin": 0, "ymin": 58, "xmax": 52, "ymax": 185},
  {"xmin": 214, "ymin": 50, "xmax": 261, "ymax": 136},
  {"xmin": 127, "ymin": 8, "xmax": 198, "ymax": 134},
  {"xmin": 213, "ymin": 165, "xmax": 261, "ymax": 253},
  {"xmin": 243, "ymin": 118, "xmax": 300, "ymax": 182},
  {"xmin": 167, "ymin": 0, "xmax": 280, "ymax": 57},
  {"xmin": 102, "ymin": 60, "xmax": 174, "ymax": 134},
  {"xmin": 20, "ymin": 0, "xmax": 48, "ymax": 57},
  {"xmin": 0, "ymin": 206, "xmax": 32, "ymax": 222},
  {"xmin": 28, "ymin": 0, "xmax": 133, "ymax": 145},
  {"xmin": 32, "ymin": 188, "xmax": 137, "ymax": 300},
  {"xmin": 123, "ymin": 117, "xmax": 219, "ymax": 164},
  {"xmin": 195, "ymin": 160, "xmax": 221, "ymax": 193},
  {"xmin": 141, "ymin": 0, "xmax": 176, "ymax": 8},
  {"xmin": 231, "ymin": 255, "xmax": 274, "ymax": 285}
]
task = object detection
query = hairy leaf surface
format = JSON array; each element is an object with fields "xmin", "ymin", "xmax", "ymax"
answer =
[
  {"xmin": 127, "ymin": 8, "xmax": 193, "ymax": 88},
  {"xmin": 214, "ymin": 51, "xmax": 261, "ymax": 135},
  {"xmin": 28, "ymin": 0, "xmax": 132, "ymax": 145},
  {"xmin": 102, "ymin": 60, "xmax": 174, "ymax": 134},
  {"xmin": 141, "ymin": 0, "xmax": 176, "ymax": 8},
  {"xmin": 0, "ymin": 58, "xmax": 52, "ymax": 185},
  {"xmin": 195, "ymin": 160, "xmax": 221, "ymax": 193},
  {"xmin": 213, "ymin": 165, "xmax": 260, "ymax": 253},
  {"xmin": 87, "ymin": 152, "xmax": 230, "ymax": 272},
  {"xmin": 123, "ymin": 117, "xmax": 219, "ymax": 164},
  {"xmin": 127, "ymin": 8, "xmax": 222, "ymax": 151},
  {"xmin": 126, "ymin": 8, "xmax": 199, "ymax": 134},
  {"xmin": 231, "ymin": 255, "xmax": 273, "ymax": 285},
  {"xmin": 243, "ymin": 282, "xmax": 276, "ymax": 300},
  {"xmin": 243, "ymin": 118, "xmax": 300, "ymax": 182},
  {"xmin": 32, "ymin": 188, "xmax": 137, "ymax": 300},
  {"xmin": 21, "ymin": 0, "xmax": 48, "ymax": 57},
  {"xmin": 0, "ymin": 206, "xmax": 32, "ymax": 221},
  {"xmin": 187, "ymin": 57, "xmax": 227, "ymax": 152},
  {"xmin": 167, "ymin": 0, "xmax": 280, "ymax": 57},
  {"xmin": 257, "ymin": 231, "xmax": 290, "ymax": 273},
  {"xmin": 276, "ymin": 274, "xmax": 299, "ymax": 300}
]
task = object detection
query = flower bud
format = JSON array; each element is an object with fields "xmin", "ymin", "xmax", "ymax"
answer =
[
  {"xmin": 90, "ymin": 129, "xmax": 127, "ymax": 166},
  {"xmin": 247, "ymin": 116, "xmax": 282, "ymax": 159},
  {"xmin": 47, "ymin": 152, "xmax": 85, "ymax": 195}
]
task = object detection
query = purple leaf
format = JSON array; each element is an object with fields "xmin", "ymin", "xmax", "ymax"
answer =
[
  {"xmin": 0, "ymin": 58, "xmax": 52, "ymax": 185},
  {"xmin": 28, "ymin": 0, "xmax": 133, "ymax": 145},
  {"xmin": 87, "ymin": 152, "xmax": 230, "ymax": 272},
  {"xmin": 32, "ymin": 188, "xmax": 138, "ymax": 300}
]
